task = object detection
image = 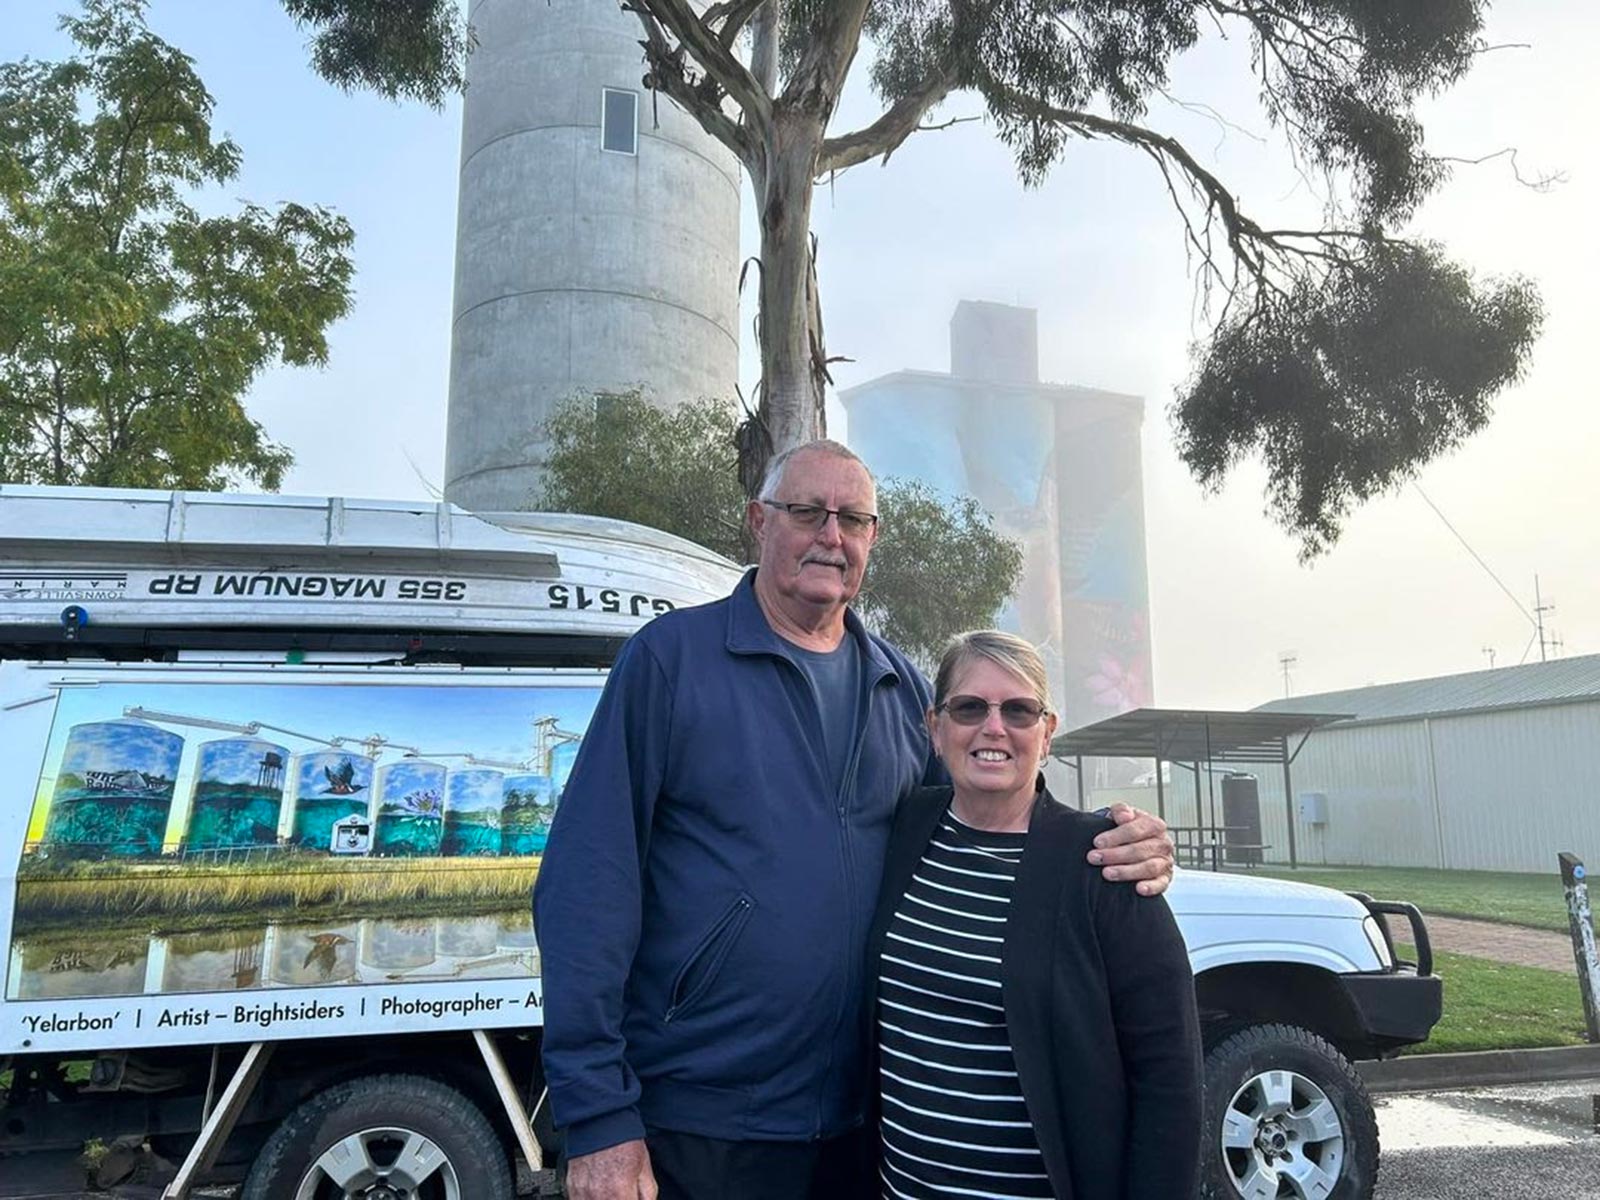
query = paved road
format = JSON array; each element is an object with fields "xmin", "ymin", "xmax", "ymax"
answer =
[{"xmin": 1375, "ymin": 1079, "xmax": 1600, "ymax": 1198}]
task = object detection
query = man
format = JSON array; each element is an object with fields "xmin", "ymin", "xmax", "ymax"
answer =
[{"xmin": 534, "ymin": 440, "xmax": 1174, "ymax": 1200}]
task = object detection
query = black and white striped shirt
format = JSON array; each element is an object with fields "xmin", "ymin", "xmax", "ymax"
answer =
[{"xmin": 876, "ymin": 811, "xmax": 1052, "ymax": 1199}]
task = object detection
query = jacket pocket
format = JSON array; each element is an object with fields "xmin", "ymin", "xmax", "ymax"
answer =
[{"xmin": 664, "ymin": 892, "xmax": 755, "ymax": 1023}]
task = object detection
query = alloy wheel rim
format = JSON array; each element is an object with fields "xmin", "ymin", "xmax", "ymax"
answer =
[
  {"xmin": 293, "ymin": 1126, "xmax": 461, "ymax": 1200},
  {"xmin": 1220, "ymin": 1068, "xmax": 1346, "ymax": 1199}
]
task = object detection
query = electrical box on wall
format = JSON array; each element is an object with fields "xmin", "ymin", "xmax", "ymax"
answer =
[{"xmin": 1299, "ymin": 791, "xmax": 1329, "ymax": 825}]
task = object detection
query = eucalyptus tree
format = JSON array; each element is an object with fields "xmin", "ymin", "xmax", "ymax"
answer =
[{"xmin": 286, "ymin": 0, "xmax": 1541, "ymax": 556}]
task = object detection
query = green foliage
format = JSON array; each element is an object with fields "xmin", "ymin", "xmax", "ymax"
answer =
[
  {"xmin": 1397, "ymin": 947, "xmax": 1588, "ymax": 1055},
  {"xmin": 538, "ymin": 394, "xmax": 1024, "ymax": 661},
  {"xmin": 854, "ymin": 479, "xmax": 1025, "ymax": 671},
  {"xmin": 1257, "ymin": 864, "xmax": 1570, "ymax": 933},
  {"xmin": 279, "ymin": 0, "xmax": 469, "ymax": 107},
  {"xmin": 1174, "ymin": 242, "xmax": 1543, "ymax": 559},
  {"xmin": 539, "ymin": 392, "xmax": 749, "ymax": 561},
  {"xmin": 0, "ymin": 0, "xmax": 355, "ymax": 490}
]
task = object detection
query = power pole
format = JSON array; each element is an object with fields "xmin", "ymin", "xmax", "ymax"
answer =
[
  {"xmin": 1278, "ymin": 651, "xmax": 1297, "ymax": 698},
  {"xmin": 1482, "ymin": 646, "xmax": 1496, "ymax": 670},
  {"xmin": 1534, "ymin": 575, "xmax": 1555, "ymax": 663}
]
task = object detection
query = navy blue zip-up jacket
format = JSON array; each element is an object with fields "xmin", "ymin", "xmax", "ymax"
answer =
[{"xmin": 533, "ymin": 570, "xmax": 937, "ymax": 1157}]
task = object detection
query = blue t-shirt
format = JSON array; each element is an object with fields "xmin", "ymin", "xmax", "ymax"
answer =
[{"xmin": 790, "ymin": 635, "xmax": 863, "ymax": 799}]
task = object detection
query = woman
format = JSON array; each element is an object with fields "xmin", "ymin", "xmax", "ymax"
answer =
[{"xmin": 865, "ymin": 630, "xmax": 1201, "ymax": 1199}]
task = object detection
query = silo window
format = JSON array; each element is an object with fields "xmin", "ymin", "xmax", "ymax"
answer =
[{"xmin": 602, "ymin": 88, "xmax": 638, "ymax": 156}]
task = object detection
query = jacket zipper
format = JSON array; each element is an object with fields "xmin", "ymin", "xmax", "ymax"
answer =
[
  {"xmin": 816, "ymin": 672, "xmax": 879, "ymax": 1133},
  {"xmin": 663, "ymin": 894, "xmax": 755, "ymax": 1023}
]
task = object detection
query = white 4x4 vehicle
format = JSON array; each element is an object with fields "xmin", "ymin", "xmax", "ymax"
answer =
[
  {"xmin": 1172, "ymin": 868, "xmax": 1440, "ymax": 1199},
  {"xmin": 0, "ymin": 485, "xmax": 1439, "ymax": 1199}
]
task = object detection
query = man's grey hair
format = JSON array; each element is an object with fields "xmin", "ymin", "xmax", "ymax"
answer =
[{"xmin": 757, "ymin": 439, "xmax": 875, "ymax": 502}]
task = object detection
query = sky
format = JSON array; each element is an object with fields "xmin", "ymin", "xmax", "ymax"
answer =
[{"xmin": 4, "ymin": 0, "xmax": 1596, "ymax": 710}]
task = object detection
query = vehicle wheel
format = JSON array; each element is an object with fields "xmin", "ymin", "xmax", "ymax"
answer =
[
  {"xmin": 242, "ymin": 1073, "xmax": 512, "ymax": 1200},
  {"xmin": 1200, "ymin": 1023, "xmax": 1379, "ymax": 1200}
]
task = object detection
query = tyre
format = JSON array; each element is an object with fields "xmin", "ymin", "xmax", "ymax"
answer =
[
  {"xmin": 242, "ymin": 1073, "xmax": 513, "ymax": 1200},
  {"xmin": 1200, "ymin": 1023, "xmax": 1379, "ymax": 1200}
]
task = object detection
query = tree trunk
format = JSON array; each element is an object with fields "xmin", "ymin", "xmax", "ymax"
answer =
[{"xmin": 747, "ymin": 106, "xmax": 827, "ymax": 494}]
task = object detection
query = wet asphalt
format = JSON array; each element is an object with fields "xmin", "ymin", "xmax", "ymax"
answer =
[{"xmin": 1374, "ymin": 1080, "xmax": 1600, "ymax": 1199}]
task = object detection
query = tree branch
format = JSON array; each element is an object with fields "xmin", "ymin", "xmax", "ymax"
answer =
[
  {"xmin": 634, "ymin": 0, "xmax": 770, "ymax": 124},
  {"xmin": 704, "ymin": 0, "xmax": 766, "ymax": 50},
  {"xmin": 1002, "ymin": 93, "xmax": 1401, "ymax": 324},
  {"xmin": 819, "ymin": 67, "xmax": 959, "ymax": 173},
  {"xmin": 629, "ymin": 3, "xmax": 761, "ymax": 171},
  {"xmin": 784, "ymin": 0, "xmax": 873, "ymax": 108}
]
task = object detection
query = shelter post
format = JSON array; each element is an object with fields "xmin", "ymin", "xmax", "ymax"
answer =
[
  {"xmin": 1281, "ymin": 736, "xmax": 1298, "ymax": 868},
  {"xmin": 1154, "ymin": 757, "xmax": 1165, "ymax": 821}
]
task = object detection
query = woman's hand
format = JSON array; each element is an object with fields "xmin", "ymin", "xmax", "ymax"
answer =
[{"xmin": 1087, "ymin": 803, "xmax": 1175, "ymax": 895}]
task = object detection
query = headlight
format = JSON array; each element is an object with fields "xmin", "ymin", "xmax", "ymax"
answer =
[{"xmin": 1362, "ymin": 915, "xmax": 1394, "ymax": 969}]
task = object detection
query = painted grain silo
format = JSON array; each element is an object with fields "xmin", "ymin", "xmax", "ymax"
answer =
[
  {"xmin": 359, "ymin": 918, "xmax": 437, "ymax": 973},
  {"xmin": 184, "ymin": 738, "xmax": 289, "ymax": 851},
  {"xmin": 12, "ymin": 935, "xmax": 150, "ymax": 1000},
  {"xmin": 436, "ymin": 915, "xmax": 499, "ymax": 959},
  {"xmin": 501, "ymin": 773, "xmax": 554, "ymax": 855},
  {"xmin": 159, "ymin": 928, "xmax": 267, "ymax": 992},
  {"xmin": 441, "ymin": 768, "xmax": 504, "ymax": 857},
  {"xmin": 42, "ymin": 719, "xmax": 183, "ymax": 858},
  {"xmin": 550, "ymin": 740, "xmax": 580, "ymax": 798},
  {"xmin": 372, "ymin": 760, "xmax": 446, "ymax": 856},
  {"xmin": 443, "ymin": 0, "xmax": 741, "ymax": 511},
  {"xmin": 268, "ymin": 922, "xmax": 359, "ymax": 987},
  {"xmin": 288, "ymin": 752, "xmax": 374, "ymax": 851}
]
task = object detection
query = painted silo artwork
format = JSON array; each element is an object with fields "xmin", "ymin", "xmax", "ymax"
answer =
[
  {"xmin": 359, "ymin": 918, "xmax": 436, "ymax": 973},
  {"xmin": 550, "ymin": 740, "xmax": 580, "ymax": 798},
  {"xmin": 9, "ymin": 936, "xmax": 150, "ymax": 1000},
  {"xmin": 372, "ymin": 761, "xmax": 446, "ymax": 856},
  {"xmin": 41, "ymin": 720, "xmax": 183, "ymax": 857},
  {"xmin": 268, "ymin": 922, "xmax": 359, "ymax": 987},
  {"xmin": 495, "ymin": 909, "xmax": 541, "ymax": 975},
  {"xmin": 289, "ymin": 752, "xmax": 374, "ymax": 851},
  {"xmin": 501, "ymin": 774, "xmax": 554, "ymax": 856},
  {"xmin": 440, "ymin": 769, "xmax": 504, "ymax": 856},
  {"xmin": 158, "ymin": 928, "xmax": 267, "ymax": 992},
  {"xmin": 185, "ymin": 738, "xmax": 289, "ymax": 850},
  {"xmin": 435, "ymin": 914, "xmax": 499, "ymax": 959}
]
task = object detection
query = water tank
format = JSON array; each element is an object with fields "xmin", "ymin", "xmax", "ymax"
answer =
[
  {"xmin": 441, "ymin": 768, "xmax": 505, "ymax": 857},
  {"xmin": 185, "ymin": 737, "xmax": 290, "ymax": 852},
  {"xmin": 288, "ymin": 752, "xmax": 374, "ymax": 851},
  {"xmin": 502, "ymin": 773, "xmax": 554, "ymax": 855},
  {"xmin": 372, "ymin": 760, "xmax": 446, "ymax": 856},
  {"xmin": 443, "ymin": 0, "xmax": 741, "ymax": 511},
  {"xmin": 1221, "ymin": 774, "xmax": 1264, "ymax": 866},
  {"xmin": 43, "ymin": 719, "xmax": 184, "ymax": 858}
]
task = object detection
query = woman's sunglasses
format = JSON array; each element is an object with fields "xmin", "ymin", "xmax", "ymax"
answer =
[{"xmin": 937, "ymin": 696, "xmax": 1048, "ymax": 729}]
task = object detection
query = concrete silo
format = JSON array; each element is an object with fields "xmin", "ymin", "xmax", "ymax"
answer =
[{"xmin": 444, "ymin": 0, "xmax": 742, "ymax": 512}]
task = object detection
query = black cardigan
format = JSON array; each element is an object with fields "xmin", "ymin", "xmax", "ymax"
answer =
[{"xmin": 864, "ymin": 786, "xmax": 1203, "ymax": 1200}]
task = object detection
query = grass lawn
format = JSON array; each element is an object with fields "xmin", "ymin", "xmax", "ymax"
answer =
[
  {"xmin": 1242, "ymin": 864, "xmax": 1571, "ymax": 932},
  {"xmin": 1397, "ymin": 945, "xmax": 1591, "ymax": 1055}
]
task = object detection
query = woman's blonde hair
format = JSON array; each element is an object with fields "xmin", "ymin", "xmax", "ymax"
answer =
[{"xmin": 932, "ymin": 630, "xmax": 1053, "ymax": 712}]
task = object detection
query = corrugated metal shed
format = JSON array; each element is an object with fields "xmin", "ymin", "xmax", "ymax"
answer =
[{"xmin": 1252, "ymin": 653, "xmax": 1600, "ymax": 726}]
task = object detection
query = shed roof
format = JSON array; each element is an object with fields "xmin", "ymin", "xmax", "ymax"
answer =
[
  {"xmin": 1253, "ymin": 652, "xmax": 1600, "ymax": 725},
  {"xmin": 1051, "ymin": 707, "xmax": 1351, "ymax": 764}
]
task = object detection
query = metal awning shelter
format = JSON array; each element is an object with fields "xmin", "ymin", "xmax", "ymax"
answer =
[{"xmin": 1050, "ymin": 708, "xmax": 1352, "ymax": 867}]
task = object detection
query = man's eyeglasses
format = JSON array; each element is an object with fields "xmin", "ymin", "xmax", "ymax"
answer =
[
  {"xmin": 937, "ymin": 696, "xmax": 1049, "ymax": 729},
  {"xmin": 762, "ymin": 501, "xmax": 879, "ymax": 537}
]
